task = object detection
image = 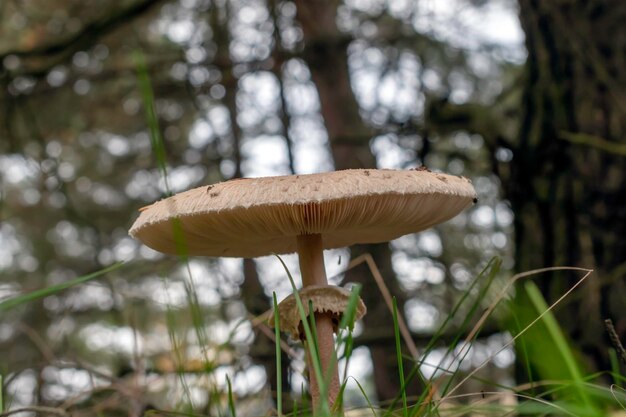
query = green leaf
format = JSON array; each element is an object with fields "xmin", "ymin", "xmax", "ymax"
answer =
[{"xmin": 507, "ymin": 281, "xmax": 602, "ymax": 416}]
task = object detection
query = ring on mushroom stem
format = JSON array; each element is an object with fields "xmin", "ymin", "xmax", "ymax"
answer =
[
  {"xmin": 269, "ymin": 285, "xmax": 366, "ymax": 340},
  {"xmin": 129, "ymin": 168, "xmax": 477, "ymax": 413}
]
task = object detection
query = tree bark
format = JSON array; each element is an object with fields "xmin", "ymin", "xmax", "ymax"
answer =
[{"xmin": 509, "ymin": 0, "xmax": 626, "ymax": 376}]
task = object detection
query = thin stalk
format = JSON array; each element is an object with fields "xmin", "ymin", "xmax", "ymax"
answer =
[
  {"xmin": 273, "ymin": 293, "xmax": 283, "ymax": 416},
  {"xmin": 226, "ymin": 375, "xmax": 237, "ymax": 417},
  {"xmin": 392, "ymin": 297, "xmax": 408, "ymax": 417},
  {"xmin": 0, "ymin": 262, "xmax": 124, "ymax": 312}
]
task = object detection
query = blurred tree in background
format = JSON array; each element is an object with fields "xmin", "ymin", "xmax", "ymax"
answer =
[{"xmin": 0, "ymin": 0, "xmax": 624, "ymax": 415}]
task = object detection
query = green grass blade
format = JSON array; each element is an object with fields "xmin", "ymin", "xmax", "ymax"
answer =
[
  {"xmin": 0, "ymin": 262, "xmax": 124, "ymax": 312},
  {"xmin": 426, "ymin": 258, "xmax": 502, "ymax": 354},
  {"xmin": 392, "ymin": 297, "xmax": 408, "ymax": 417},
  {"xmin": 273, "ymin": 254, "xmax": 329, "ymax": 416},
  {"xmin": 397, "ymin": 259, "xmax": 501, "ymax": 417},
  {"xmin": 608, "ymin": 348, "xmax": 622, "ymax": 384},
  {"xmin": 273, "ymin": 292, "xmax": 283, "ymax": 416},
  {"xmin": 182, "ymin": 274, "xmax": 212, "ymax": 366},
  {"xmin": 336, "ymin": 284, "xmax": 362, "ymax": 333},
  {"xmin": 437, "ymin": 258, "xmax": 501, "ymax": 396},
  {"xmin": 134, "ymin": 50, "xmax": 170, "ymax": 194},
  {"xmin": 164, "ymin": 293, "xmax": 195, "ymax": 410},
  {"xmin": 349, "ymin": 376, "xmax": 379, "ymax": 417},
  {"xmin": 524, "ymin": 281, "xmax": 598, "ymax": 414},
  {"xmin": 226, "ymin": 375, "xmax": 237, "ymax": 417},
  {"xmin": 611, "ymin": 384, "xmax": 626, "ymax": 410},
  {"xmin": 336, "ymin": 285, "xmax": 362, "ymax": 380},
  {"xmin": 137, "ymin": 56, "xmax": 208, "ymax": 372},
  {"xmin": 135, "ymin": 50, "xmax": 215, "ymax": 388},
  {"xmin": 308, "ymin": 299, "xmax": 321, "ymax": 366},
  {"xmin": 510, "ymin": 309, "xmax": 535, "ymax": 392},
  {"xmin": 398, "ymin": 258, "xmax": 501, "ymax": 416}
]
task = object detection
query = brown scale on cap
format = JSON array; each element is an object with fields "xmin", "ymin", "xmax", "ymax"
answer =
[{"xmin": 129, "ymin": 169, "xmax": 477, "ymax": 258}]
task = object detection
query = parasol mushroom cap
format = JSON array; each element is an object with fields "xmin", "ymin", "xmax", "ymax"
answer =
[
  {"xmin": 130, "ymin": 169, "xmax": 476, "ymax": 258},
  {"xmin": 269, "ymin": 285, "xmax": 367, "ymax": 339}
]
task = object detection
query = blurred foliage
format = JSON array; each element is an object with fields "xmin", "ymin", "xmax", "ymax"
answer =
[{"xmin": 1, "ymin": 0, "xmax": 623, "ymax": 415}]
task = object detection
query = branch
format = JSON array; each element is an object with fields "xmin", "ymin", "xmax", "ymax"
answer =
[
  {"xmin": 1, "ymin": 0, "xmax": 167, "ymax": 73},
  {"xmin": 559, "ymin": 130, "xmax": 626, "ymax": 157},
  {"xmin": 425, "ymin": 97, "xmax": 514, "ymax": 150},
  {"xmin": 0, "ymin": 407, "xmax": 69, "ymax": 417}
]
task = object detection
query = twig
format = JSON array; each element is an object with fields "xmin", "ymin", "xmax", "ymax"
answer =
[
  {"xmin": 1, "ymin": 0, "xmax": 166, "ymax": 60},
  {"xmin": 250, "ymin": 313, "xmax": 299, "ymax": 360},
  {"xmin": 0, "ymin": 406, "xmax": 69, "ymax": 417},
  {"xmin": 347, "ymin": 253, "xmax": 420, "ymax": 360},
  {"xmin": 559, "ymin": 130, "xmax": 626, "ymax": 156},
  {"xmin": 605, "ymin": 319, "xmax": 626, "ymax": 366},
  {"xmin": 15, "ymin": 323, "xmax": 56, "ymax": 364}
]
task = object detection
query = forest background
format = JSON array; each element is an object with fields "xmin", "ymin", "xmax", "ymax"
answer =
[{"xmin": 1, "ymin": 0, "xmax": 625, "ymax": 415}]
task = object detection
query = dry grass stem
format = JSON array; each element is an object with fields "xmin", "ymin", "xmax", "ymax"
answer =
[{"xmin": 441, "ymin": 266, "xmax": 593, "ymax": 400}]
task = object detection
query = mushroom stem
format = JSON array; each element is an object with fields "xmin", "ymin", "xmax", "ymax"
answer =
[{"xmin": 296, "ymin": 233, "xmax": 341, "ymax": 410}]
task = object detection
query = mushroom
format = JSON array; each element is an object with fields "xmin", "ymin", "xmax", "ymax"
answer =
[{"xmin": 129, "ymin": 168, "xmax": 476, "ymax": 411}]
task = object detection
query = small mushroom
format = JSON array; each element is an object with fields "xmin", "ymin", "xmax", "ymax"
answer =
[{"xmin": 129, "ymin": 169, "xmax": 476, "ymax": 410}]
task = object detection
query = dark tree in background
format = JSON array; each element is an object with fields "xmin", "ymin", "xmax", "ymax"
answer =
[
  {"xmin": 431, "ymin": 0, "xmax": 626, "ymax": 376},
  {"xmin": 0, "ymin": 0, "xmax": 624, "ymax": 414},
  {"xmin": 511, "ymin": 0, "xmax": 626, "ymax": 372},
  {"xmin": 286, "ymin": 0, "xmax": 626, "ymax": 390}
]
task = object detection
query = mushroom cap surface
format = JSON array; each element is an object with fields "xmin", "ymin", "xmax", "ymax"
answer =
[
  {"xmin": 269, "ymin": 285, "xmax": 367, "ymax": 339},
  {"xmin": 130, "ymin": 169, "xmax": 476, "ymax": 258}
]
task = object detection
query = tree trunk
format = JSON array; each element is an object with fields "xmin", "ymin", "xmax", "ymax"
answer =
[
  {"xmin": 293, "ymin": 0, "xmax": 423, "ymax": 402},
  {"xmin": 509, "ymin": 0, "xmax": 626, "ymax": 376},
  {"xmin": 210, "ymin": 1, "xmax": 294, "ymax": 406}
]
